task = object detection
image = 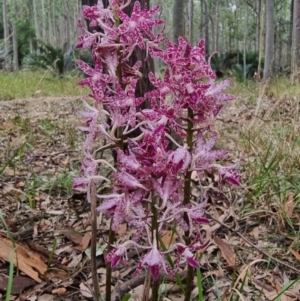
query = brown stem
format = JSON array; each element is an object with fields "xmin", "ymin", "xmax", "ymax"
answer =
[
  {"xmin": 106, "ymin": 219, "xmax": 115, "ymax": 301},
  {"xmin": 183, "ymin": 107, "xmax": 194, "ymax": 301},
  {"xmin": 91, "ymin": 182, "xmax": 101, "ymax": 301},
  {"xmin": 151, "ymin": 195, "xmax": 160, "ymax": 301}
]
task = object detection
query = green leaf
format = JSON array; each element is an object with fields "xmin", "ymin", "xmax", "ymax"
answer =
[
  {"xmin": 121, "ymin": 293, "xmax": 131, "ymax": 301},
  {"xmin": 85, "ymin": 243, "xmax": 108, "ymax": 258}
]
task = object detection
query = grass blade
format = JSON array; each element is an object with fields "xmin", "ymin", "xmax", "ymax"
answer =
[{"xmin": 6, "ymin": 248, "xmax": 16, "ymax": 301}]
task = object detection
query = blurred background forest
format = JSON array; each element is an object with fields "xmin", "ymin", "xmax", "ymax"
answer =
[{"xmin": 0, "ymin": 0, "xmax": 298, "ymax": 81}]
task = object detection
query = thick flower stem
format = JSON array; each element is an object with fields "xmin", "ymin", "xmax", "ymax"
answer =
[
  {"xmin": 151, "ymin": 195, "xmax": 160, "ymax": 301},
  {"xmin": 183, "ymin": 107, "xmax": 194, "ymax": 301},
  {"xmin": 106, "ymin": 221, "xmax": 115, "ymax": 301},
  {"xmin": 91, "ymin": 182, "xmax": 101, "ymax": 301}
]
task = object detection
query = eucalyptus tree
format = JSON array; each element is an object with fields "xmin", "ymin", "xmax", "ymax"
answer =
[
  {"xmin": 263, "ymin": 0, "xmax": 274, "ymax": 79},
  {"xmin": 291, "ymin": 0, "xmax": 300, "ymax": 79},
  {"xmin": 2, "ymin": 0, "xmax": 9, "ymax": 51},
  {"xmin": 189, "ymin": 0, "xmax": 194, "ymax": 43},
  {"xmin": 173, "ymin": 0, "xmax": 186, "ymax": 41},
  {"xmin": 11, "ymin": 0, "xmax": 18, "ymax": 71},
  {"xmin": 2, "ymin": 0, "xmax": 10, "ymax": 69}
]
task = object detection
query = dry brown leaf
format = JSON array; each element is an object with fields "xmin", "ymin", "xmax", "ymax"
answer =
[
  {"xmin": 0, "ymin": 232, "xmax": 47, "ymax": 282},
  {"xmin": 3, "ymin": 167, "xmax": 27, "ymax": 176},
  {"xmin": 74, "ymin": 231, "xmax": 91, "ymax": 252},
  {"xmin": 203, "ymin": 268, "xmax": 224, "ymax": 279},
  {"xmin": 16, "ymin": 181, "xmax": 25, "ymax": 188},
  {"xmin": 51, "ymin": 287, "xmax": 67, "ymax": 295},
  {"xmin": 249, "ymin": 226, "xmax": 259, "ymax": 240},
  {"xmin": 62, "ymin": 228, "xmax": 84, "ymax": 245},
  {"xmin": 37, "ymin": 294, "xmax": 54, "ymax": 301},
  {"xmin": 67, "ymin": 252, "xmax": 82, "ymax": 268},
  {"xmin": 116, "ymin": 223, "xmax": 127, "ymax": 234},
  {"xmin": 252, "ymin": 278, "xmax": 278, "ymax": 300},
  {"xmin": 234, "ymin": 259, "xmax": 268, "ymax": 289},
  {"xmin": 0, "ymin": 275, "xmax": 36, "ymax": 295},
  {"xmin": 80, "ymin": 282, "xmax": 93, "ymax": 298},
  {"xmin": 289, "ymin": 248, "xmax": 300, "ymax": 261},
  {"xmin": 10, "ymin": 135, "xmax": 26, "ymax": 148},
  {"xmin": 214, "ymin": 236, "xmax": 236, "ymax": 267},
  {"xmin": 285, "ymin": 194, "xmax": 295, "ymax": 218},
  {"xmin": 161, "ymin": 231, "xmax": 178, "ymax": 246}
]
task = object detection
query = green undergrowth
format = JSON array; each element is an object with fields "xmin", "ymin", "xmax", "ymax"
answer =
[
  {"xmin": 0, "ymin": 70, "xmax": 88, "ymax": 100},
  {"xmin": 224, "ymin": 77, "xmax": 300, "ymax": 235}
]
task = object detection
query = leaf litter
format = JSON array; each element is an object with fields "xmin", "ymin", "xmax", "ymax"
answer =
[{"xmin": 0, "ymin": 93, "xmax": 300, "ymax": 300}]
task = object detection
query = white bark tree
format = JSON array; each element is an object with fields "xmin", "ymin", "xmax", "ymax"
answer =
[
  {"xmin": 3, "ymin": 0, "xmax": 9, "ymax": 52},
  {"xmin": 173, "ymin": 0, "xmax": 186, "ymax": 41},
  {"xmin": 291, "ymin": 0, "xmax": 300, "ymax": 79},
  {"xmin": 263, "ymin": 0, "xmax": 274, "ymax": 79},
  {"xmin": 12, "ymin": 0, "xmax": 19, "ymax": 71}
]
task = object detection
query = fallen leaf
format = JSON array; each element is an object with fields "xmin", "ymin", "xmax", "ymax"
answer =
[
  {"xmin": 249, "ymin": 226, "xmax": 259, "ymax": 240},
  {"xmin": 67, "ymin": 252, "xmax": 82, "ymax": 268},
  {"xmin": 252, "ymin": 278, "xmax": 277, "ymax": 300},
  {"xmin": 289, "ymin": 248, "xmax": 300, "ymax": 261},
  {"xmin": 161, "ymin": 231, "xmax": 178, "ymax": 246},
  {"xmin": 62, "ymin": 228, "xmax": 84, "ymax": 245},
  {"xmin": 37, "ymin": 294, "xmax": 54, "ymax": 301},
  {"xmin": 51, "ymin": 287, "xmax": 67, "ymax": 295},
  {"xmin": 63, "ymin": 229, "xmax": 91, "ymax": 252},
  {"xmin": 285, "ymin": 194, "xmax": 295, "ymax": 218},
  {"xmin": 0, "ymin": 232, "xmax": 47, "ymax": 282},
  {"xmin": 9, "ymin": 135, "xmax": 26, "ymax": 148},
  {"xmin": 116, "ymin": 223, "xmax": 127, "ymax": 234},
  {"xmin": 74, "ymin": 231, "xmax": 91, "ymax": 252},
  {"xmin": 203, "ymin": 268, "xmax": 224, "ymax": 279},
  {"xmin": 233, "ymin": 259, "xmax": 268, "ymax": 289},
  {"xmin": 214, "ymin": 236, "xmax": 236, "ymax": 267},
  {"xmin": 0, "ymin": 275, "xmax": 36, "ymax": 295},
  {"xmin": 16, "ymin": 181, "xmax": 25, "ymax": 188},
  {"xmin": 80, "ymin": 282, "xmax": 93, "ymax": 298}
]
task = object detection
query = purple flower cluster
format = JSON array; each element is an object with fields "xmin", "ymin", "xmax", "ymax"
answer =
[{"xmin": 74, "ymin": 0, "xmax": 241, "ymax": 280}]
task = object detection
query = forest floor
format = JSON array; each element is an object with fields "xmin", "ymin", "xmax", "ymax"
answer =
[{"xmin": 1, "ymin": 81, "xmax": 300, "ymax": 301}]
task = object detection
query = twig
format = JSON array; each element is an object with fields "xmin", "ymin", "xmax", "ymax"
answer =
[
  {"xmin": 111, "ymin": 271, "xmax": 188, "ymax": 301},
  {"xmin": 207, "ymin": 214, "xmax": 300, "ymax": 274}
]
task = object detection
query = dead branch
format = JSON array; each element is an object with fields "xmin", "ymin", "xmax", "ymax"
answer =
[
  {"xmin": 111, "ymin": 271, "xmax": 187, "ymax": 301},
  {"xmin": 208, "ymin": 214, "xmax": 300, "ymax": 274}
]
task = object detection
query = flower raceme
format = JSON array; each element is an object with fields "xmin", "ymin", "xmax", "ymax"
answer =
[{"xmin": 74, "ymin": 0, "xmax": 240, "ymax": 280}]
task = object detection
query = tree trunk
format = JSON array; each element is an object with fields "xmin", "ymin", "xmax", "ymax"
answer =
[
  {"xmin": 189, "ymin": 0, "xmax": 194, "ymax": 44},
  {"xmin": 215, "ymin": 0, "xmax": 219, "ymax": 51},
  {"xmin": 256, "ymin": 0, "xmax": 259, "ymax": 52},
  {"xmin": 263, "ymin": 0, "xmax": 275, "ymax": 79},
  {"xmin": 48, "ymin": 1, "xmax": 52, "ymax": 45},
  {"xmin": 257, "ymin": 0, "xmax": 264, "ymax": 78},
  {"xmin": 12, "ymin": 0, "xmax": 19, "ymax": 71},
  {"xmin": 291, "ymin": 0, "xmax": 300, "ymax": 80},
  {"xmin": 41, "ymin": 0, "xmax": 46, "ymax": 42},
  {"xmin": 33, "ymin": 0, "xmax": 40, "ymax": 41},
  {"xmin": 204, "ymin": 0, "xmax": 209, "ymax": 56},
  {"xmin": 3, "ymin": 0, "xmax": 9, "ymax": 52},
  {"xmin": 289, "ymin": 0, "xmax": 294, "ymax": 69},
  {"xmin": 173, "ymin": 0, "xmax": 186, "ymax": 41},
  {"xmin": 243, "ymin": 3, "xmax": 248, "ymax": 80},
  {"xmin": 3, "ymin": 0, "xmax": 10, "ymax": 69},
  {"xmin": 64, "ymin": 1, "xmax": 71, "ymax": 50}
]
